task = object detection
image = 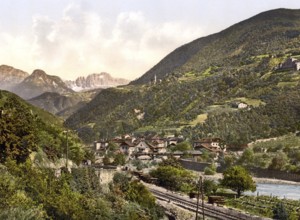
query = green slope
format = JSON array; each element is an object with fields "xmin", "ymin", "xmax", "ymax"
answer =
[
  {"xmin": 0, "ymin": 90, "xmax": 85, "ymax": 164},
  {"xmin": 66, "ymin": 8, "xmax": 300, "ymax": 144}
]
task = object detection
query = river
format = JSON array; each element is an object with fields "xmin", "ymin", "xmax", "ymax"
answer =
[{"xmin": 245, "ymin": 183, "xmax": 300, "ymax": 200}]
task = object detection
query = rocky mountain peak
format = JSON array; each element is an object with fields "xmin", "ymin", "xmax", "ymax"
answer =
[
  {"xmin": 13, "ymin": 69, "xmax": 73, "ymax": 99},
  {"xmin": 31, "ymin": 69, "xmax": 47, "ymax": 77},
  {"xmin": 0, "ymin": 65, "xmax": 29, "ymax": 90},
  {"xmin": 66, "ymin": 72, "xmax": 130, "ymax": 91}
]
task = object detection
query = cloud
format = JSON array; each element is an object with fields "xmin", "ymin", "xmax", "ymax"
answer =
[
  {"xmin": 0, "ymin": 33, "xmax": 32, "ymax": 73},
  {"xmin": 10, "ymin": 3, "xmax": 204, "ymax": 80}
]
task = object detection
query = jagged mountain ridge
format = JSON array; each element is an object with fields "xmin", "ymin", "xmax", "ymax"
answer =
[
  {"xmin": 65, "ymin": 72, "xmax": 130, "ymax": 91},
  {"xmin": 12, "ymin": 69, "xmax": 73, "ymax": 99},
  {"xmin": 0, "ymin": 65, "xmax": 126, "ymax": 116},
  {"xmin": 65, "ymin": 8, "xmax": 300, "ymax": 144},
  {"xmin": 0, "ymin": 65, "xmax": 29, "ymax": 90}
]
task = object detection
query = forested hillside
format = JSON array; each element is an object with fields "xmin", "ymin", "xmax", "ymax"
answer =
[
  {"xmin": 66, "ymin": 9, "xmax": 300, "ymax": 144},
  {"xmin": 0, "ymin": 90, "xmax": 164, "ymax": 219},
  {"xmin": 0, "ymin": 90, "xmax": 85, "ymax": 163}
]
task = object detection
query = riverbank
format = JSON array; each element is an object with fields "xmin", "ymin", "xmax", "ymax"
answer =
[
  {"xmin": 197, "ymin": 172, "xmax": 300, "ymax": 186},
  {"xmin": 253, "ymin": 177, "xmax": 300, "ymax": 185}
]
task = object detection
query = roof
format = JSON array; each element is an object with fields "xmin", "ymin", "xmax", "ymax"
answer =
[
  {"xmin": 137, "ymin": 155, "xmax": 152, "ymax": 160},
  {"xmin": 195, "ymin": 144, "xmax": 221, "ymax": 153},
  {"xmin": 194, "ymin": 138, "xmax": 222, "ymax": 143},
  {"xmin": 186, "ymin": 150, "xmax": 203, "ymax": 155},
  {"xmin": 120, "ymin": 140, "xmax": 135, "ymax": 147}
]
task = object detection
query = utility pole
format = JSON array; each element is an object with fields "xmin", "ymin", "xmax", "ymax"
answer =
[
  {"xmin": 64, "ymin": 130, "xmax": 69, "ymax": 170},
  {"xmin": 195, "ymin": 175, "xmax": 205, "ymax": 220},
  {"xmin": 195, "ymin": 176, "xmax": 200, "ymax": 220},
  {"xmin": 201, "ymin": 176, "xmax": 205, "ymax": 220}
]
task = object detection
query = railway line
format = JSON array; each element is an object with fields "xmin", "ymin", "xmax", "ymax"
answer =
[{"xmin": 148, "ymin": 187, "xmax": 270, "ymax": 220}]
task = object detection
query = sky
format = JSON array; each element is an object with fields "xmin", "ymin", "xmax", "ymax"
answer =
[{"xmin": 1, "ymin": 0, "xmax": 300, "ymax": 80}]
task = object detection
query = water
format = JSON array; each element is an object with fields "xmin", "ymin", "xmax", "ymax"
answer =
[{"xmin": 245, "ymin": 183, "xmax": 300, "ymax": 200}]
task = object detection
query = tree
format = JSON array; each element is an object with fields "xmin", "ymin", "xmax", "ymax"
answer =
[
  {"xmin": 150, "ymin": 165, "xmax": 195, "ymax": 192},
  {"xmin": 125, "ymin": 181, "xmax": 156, "ymax": 209},
  {"xmin": 268, "ymin": 152, "xmax": 288, "ymax": 170},
  {"xmin": 113, "ymin": 172, "xmax": 130, "ymax": 192},
  {"xmin": 273, "ymin": 202, "xmax": 288, "ymax": 220},
  {"xmin": 171, "ymin": 141, "xmax": 192, "ymax": 152},
  {"xmin": 103, "ymin": 156, "xmax": 111, "ymax": 165},
  {"xmin": 113, "ymin": 153, "xmax": 126, "ymax": 166},
  {"xmin": 112, "ymin": 173, "xmax": 164, "ymax": 220},
  {"xmin": 223, "ymin": 155, "xmax": 236, "ymax": 167},
  {"xmin": 203, "ymin": 179, "xmax": 218, "ymax": 196},
  {"xmin": 0, "ymin": 102, "xmax": 37, "ymax": 163},
  {"xmin": 238, "ymin": 148, "xmax": 254, "ymax": 166},
  {"xmin": 204, "ymin": 164, "xmax": 216, "ymax": 175},
  {"xmin": 220, "ymin": 166, "xmax": 256, "ymax": 197},
  {"xmin": 159, "ymin": 156, "xmax": 182, "ymax": 169}
]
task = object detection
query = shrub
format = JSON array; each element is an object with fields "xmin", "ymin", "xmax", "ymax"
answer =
[{"xmin": 204, "ymin": 167, "xmax": 215, "ymax": 175}]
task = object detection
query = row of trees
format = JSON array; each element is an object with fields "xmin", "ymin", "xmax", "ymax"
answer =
[{"xmin": 233, "ymin": 134, "xmax": 300, "ymax": 173}]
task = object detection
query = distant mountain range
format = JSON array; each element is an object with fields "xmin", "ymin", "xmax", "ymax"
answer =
[
  {"xmin": 65, "ymin": 73, "xmax": 129, "ymax": 91},
  {"xmin": 14, "ymin": 69, "xmax": 73, "ymax": 100},
  {"xmin": 0, "ymin": 66, "xmax": 73, "ymax": 99},
  {"xmin": 0, "ymin": 65, "xmax": 129, "ymax": 117}
]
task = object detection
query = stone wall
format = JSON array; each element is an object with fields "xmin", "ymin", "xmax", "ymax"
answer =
[
  {"xmin": 94, "ymin": 168, "xmax": 118, "ymax": 185},
  {"xmin": 179, "ymin": 159, "xmax": 211, "ymax": 172},
  {"xmin": 249, "ymin": 167, "xmax": 300, "ymax": 182}
]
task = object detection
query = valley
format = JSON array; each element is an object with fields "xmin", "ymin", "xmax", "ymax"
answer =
[{"xmin": 2, "ymin": 7, "xmax": 300, "ymax": 220}]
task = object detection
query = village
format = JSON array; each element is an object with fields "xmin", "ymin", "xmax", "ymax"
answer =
[{"xmin": 92, "ymin": 134, "xmax": 229, "ymax": 166}]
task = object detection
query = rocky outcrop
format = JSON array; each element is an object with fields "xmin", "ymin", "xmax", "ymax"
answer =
[
  {"xmin": 66, "ymin": 73, "xmax": 129, "ymax": 91},
  {"xmin": 13, "ymin": 69, "xmax": 74, "ymax": 99},
  {"xmin": 0, "ymin": 65, "xmax": 29, "ymax": 90}
]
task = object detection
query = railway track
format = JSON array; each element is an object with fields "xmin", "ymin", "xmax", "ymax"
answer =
[{"xmin": 149, "ymin": 188, "xmax": 269, "ymax": 220}]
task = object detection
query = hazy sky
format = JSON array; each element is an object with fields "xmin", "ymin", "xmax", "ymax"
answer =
[{"xmin": 1, "ymin": 0, "xmax": 300, "ymax": 80}]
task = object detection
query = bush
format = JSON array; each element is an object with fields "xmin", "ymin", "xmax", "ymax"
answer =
[
  {"xmin": 203, "ymin": 179, "xmax": 218, "ymax": 196},
  {"xmin": 150, "ymin": 165, "xmax": 195, "ymax": 192},
  {"xmin": 204, "ymin": 167, "xmax": 216, "ymax": 175},
  {"xmin": 0, "ymin": 207, "xmax": 47, "ymax": 220},
  {"xmin": 204, "ymin": 163, "xmax": 217, "ymax": 175},
  {"xmin": 273, "ymin": 202, "xmax": 288, "ymax": 220}
]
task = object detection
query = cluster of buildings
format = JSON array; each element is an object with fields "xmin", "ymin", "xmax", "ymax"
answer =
[{"xmin": 93, "ymin": 135, "xmax": 227, "ymax": 163}]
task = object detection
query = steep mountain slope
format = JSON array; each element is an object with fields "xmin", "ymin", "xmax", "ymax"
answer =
[
  {"xmin": 28, "ymin": 89, "xmax": 100, "ymax": 118},
  {"xmin": 0, "ymin": 65, "xmax": 29, "ymax": 90},
  {"xmin": 65, "ymin": 72, "xmax": 129, "ymax": 91},
  {"xmin": 131, "ymin": 8, "xmax": 300, "ymax": 85},
  {"xmin": 13, "ymin": 69, "xmax": 73, "ymax": 99},
  {"xmin": 0, "ymin": 89, "xmax": 87, "ymax": 164},
  {"xmin": 66, "ymin": 9, "xmax": 300, "ymax": 144}
]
